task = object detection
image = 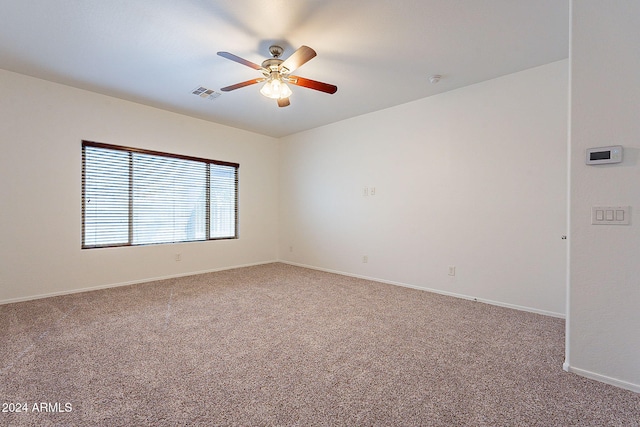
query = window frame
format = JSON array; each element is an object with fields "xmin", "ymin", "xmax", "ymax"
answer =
[{"xmin": 82, "ymin": 140, "xmax": 239, "ymax": 249}]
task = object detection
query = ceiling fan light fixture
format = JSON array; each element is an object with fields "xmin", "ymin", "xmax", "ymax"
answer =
[
  {"xmin": 218, "ymin": 45, "xmax": 336, "ymax": 107},
  {"xmin": 260, "ymin": 75, "xmax": 292, "ymax": 99}
]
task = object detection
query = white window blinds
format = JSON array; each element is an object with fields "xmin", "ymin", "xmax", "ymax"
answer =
[{"xmin": 82, "ymin": 141, "xmax": 238, "ymax": 249}]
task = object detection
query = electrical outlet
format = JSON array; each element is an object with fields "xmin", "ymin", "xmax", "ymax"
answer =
[
  {"xmin": 289, "ymin": 246, "xmax": 293, "ymax": 252},
  {"xmin": 363, "ymin": 255, "xmax": 368, "ymax": 263},
  {"xmin": 175, "ymin": 253, "xmax": 182, "ymax": 262},
  {"xmin": 448, "ymin": 266, "xmax": 456, "ymax": 276}
]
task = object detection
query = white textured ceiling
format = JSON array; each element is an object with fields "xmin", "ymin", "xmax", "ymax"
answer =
[{"xmin": 0, "ymin": 0, "xmax": 569, "ymax": 138}]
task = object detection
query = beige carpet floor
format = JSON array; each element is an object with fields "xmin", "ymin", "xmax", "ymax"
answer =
[{"xmin": 1, "ymin": 263, "xmax": 638, "ymax": 426}]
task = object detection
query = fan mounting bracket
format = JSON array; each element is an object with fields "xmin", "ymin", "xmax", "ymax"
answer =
[{"xmin": 268, "ymin": 45, "xmax": 284, "ymax": 58}]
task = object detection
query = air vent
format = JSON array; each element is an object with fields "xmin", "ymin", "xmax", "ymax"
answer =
[{"xmin": 192, "ymin": 86, "xmax": 221, "ymax": 101}]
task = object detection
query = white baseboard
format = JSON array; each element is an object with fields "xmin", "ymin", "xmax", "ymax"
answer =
[
  {"xmin": 564, "ymin": 364, "xmax": 640, "ymax": 394},
  {"xmin": 6, "ymin": 259, "xmax": 566, "ymax": 320},
  {"xmin": 0, "ymin": 260, "xmax": 278, "ymax": 305},
  {"xmin": 280, "ymin": 261, "xmax": 566, "ymax": 319}
]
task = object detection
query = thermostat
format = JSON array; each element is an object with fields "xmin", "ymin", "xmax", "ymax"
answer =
[{"xmin": 586, "ymin": 145, "xmax": 623, "ymax": 165}]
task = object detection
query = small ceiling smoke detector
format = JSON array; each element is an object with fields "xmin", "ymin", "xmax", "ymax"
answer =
[{"xmin": 429, "ymin": 75, "xmax": 441, "ymax": 84}]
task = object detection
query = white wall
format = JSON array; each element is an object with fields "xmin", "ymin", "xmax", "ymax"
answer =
[
  {"xmin": 0, "ymin": 69, "xmax": 279, "ymax": 303},
  {"xmin": 567, "ymin": 1, "xmax": 640, "ymax": 392},
  {"xmin": 279, "ymin": 60, "xmax": 568, "ymax": 317}
]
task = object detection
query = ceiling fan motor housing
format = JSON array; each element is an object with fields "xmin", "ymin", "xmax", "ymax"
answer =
[{"xmin": 261, "ymin": 58, "xmax": 283, "ymax": 74}]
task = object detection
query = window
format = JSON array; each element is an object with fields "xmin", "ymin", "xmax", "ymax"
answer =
[{"xmin": 82, "ymin": 141, "xmax": 238, "ymax": 249}]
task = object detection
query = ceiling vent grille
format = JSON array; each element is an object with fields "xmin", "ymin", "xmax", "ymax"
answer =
[{"xmin": 192, "ymin": 86, "xmax": 221, "ymax": 100}]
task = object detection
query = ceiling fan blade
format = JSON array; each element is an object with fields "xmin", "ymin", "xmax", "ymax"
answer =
[
  {"xmin": 220, "ymin": 78, "xmax": 265, "ymax": 92},
  {"xmin": 288, "ymin": 76, "xmax": 337, "ymax": 94},
  {"xmin": 217, "ymin": 51, "xmax": 264, "ymax": 71},
  {"xmin": 277, "ymin": 97, "xmax": 290, "ymax": 108},
  {"xmin": 280, "ymin": 46, "xmax": 316, "ymax": 74}
]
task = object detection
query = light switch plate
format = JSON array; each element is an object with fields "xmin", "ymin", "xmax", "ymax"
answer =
[{"xmin": 592, "ymin": 206, "xmax": 630, "ymax": 225}]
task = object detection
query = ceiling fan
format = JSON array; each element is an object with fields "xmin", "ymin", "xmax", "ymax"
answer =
[{"xmin": 217, "ymin": 45, "xmax": 337, "ymax": 107}]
